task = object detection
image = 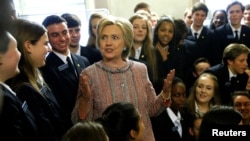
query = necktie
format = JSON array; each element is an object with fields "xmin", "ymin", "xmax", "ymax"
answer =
[
  {"xmin": 66, "ymin": 57, "xmax": 77, "ymax": 77},
  {"xmin": 194, "ymin": 32, "xmax": 198, "ymax": 40},
  {"xmin": 234, "ymin": 30, "xmax": 239, "ymax": 40},
  {"xmin": 175, "ymin": 117, "xmax": 182, "ymax": 137},
  {"xmin": 167, "ymin": 108, "xmax": 182, "ymax": 137}
]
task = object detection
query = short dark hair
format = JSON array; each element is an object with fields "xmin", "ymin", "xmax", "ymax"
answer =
[
  {"xmin": 61, "ymin": 13, "xmax": 81, "ymax": 28},
  {"xmin": 193, "ymin": 57, "xmax": 210, "ymax": 67},
  {"xmin": 231, "ymin": 90, "xmax": 250, "ymax": 107},
  {"xmin": 133, "ymin": 2, "xmax": 150, "ymax": 13},
  {"xmin": 0, "ymin": 0, "xmax": 16, "ymax": 30},
  {"xmin": 226, "ymin": 1, "xmax": 245, "ymax": 13},
  {"xmin": 174, "ymin": 18, "xmax": 188, "ymax": 44},
  {"xmin": 192, "ymin": 2, "xmax": 209, "ymax": 16},
  {"xmin": 222, "ymin": 43, "xmax": 250, "ymax": 64},
  {"xmin": 232, "ymin": 90, "xmax": 250, "ymax": 99},
  {"xmin": 62, "ymin": 121, "xmax": 108, "ymax": 141},
  {"xmin": 42, "ymin": 15, "xmax": 66, "ymax": 28},
  {"xmin": 0, "ymin": 29, "xmax": 11, "ymax": 53},
  {"xmin": 172, "ymin": 76, "xmax": 184, "ymax": 87}
]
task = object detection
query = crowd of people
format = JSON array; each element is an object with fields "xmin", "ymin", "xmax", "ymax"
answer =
[{"xmin": 1, "ymin": 0, "xmax": 250, "ymax": 141}]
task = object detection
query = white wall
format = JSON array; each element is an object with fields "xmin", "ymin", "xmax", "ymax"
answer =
[{"xmin": 90, "ymin": 0, "xmax": 197, "ymax": 19}]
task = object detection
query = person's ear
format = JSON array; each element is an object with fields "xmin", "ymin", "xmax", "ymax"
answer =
[
  {"xmin": 130, "ymin": 129, "xmax": 137, "ymax": 139},
  {"xmin": 189, "ymin": 127, "xmax": 194, "ymax": 136},
  {"xmin": 227, "ymin": 59, "xmax": 233, "ymax": 66},
  {"xmin": 24, "ymin": 40, "xmax": 32, "ymax": 54},
  {"xmin": 192, "ymin": 71, "xmax": 198, "ymax": 77}
]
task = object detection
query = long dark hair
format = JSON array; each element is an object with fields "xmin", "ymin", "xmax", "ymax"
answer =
[
  {"xmin": 153, "ymin": 15, "xmax": 176, "ymax": 48},
  {"xmin": 95, "ymin": 102, "xmax": 140, "ymax": 141},
  {"xmin": 8, "ymin": 19, "xmax": 47, "ymax": 92}
]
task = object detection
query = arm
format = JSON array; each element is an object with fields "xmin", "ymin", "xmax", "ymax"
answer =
[
  {"xmin": 147, "ymin": 69, "xmax": 175, "ymax": 117},
  {"xmin": 71, "ymin": 74, "xmax": 91, "ymax": 123},
  {"xmin": 159, "ymin": 69, "xmax": 175, "ymax": 107}
]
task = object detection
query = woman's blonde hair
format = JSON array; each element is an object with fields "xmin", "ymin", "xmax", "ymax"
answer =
[
  {"xmin": 186, "ymin": 72, "xmax": 221, "ymax": 117},
  {"xmin": 97, "ymin": 16, "xmax": 133, "ymax": 59}
]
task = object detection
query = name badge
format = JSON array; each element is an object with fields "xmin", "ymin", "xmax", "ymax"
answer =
[
  {"xmin": 22, "ymin": 101, "xmax": 28, "ymax": 112},
  {"xmin": 227, "ymin": 35, "xmax": 234, "ymax": 39},
  {"xmin": 187, "ymin": 35, "xmax": 195, "ymax": 40},
  {"xmin": 58, "ymin": 64, "xmax": 69, "ymax": 71}
]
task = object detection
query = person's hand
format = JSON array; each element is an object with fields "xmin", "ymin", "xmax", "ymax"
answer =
[
  {"xmin": 156, "ymin": 44, "xmax": 169, "ymax": 61},
  {"xmin": 161, "ymin": 69, "xmax": 175, "ymax": 100},
  {"xmin": 78, "ymin": 74, "xmax": 91, "ymax": 101},
  {"xmin": 77, "ymin": 74, "xmax": 91, "ymax": 120}
]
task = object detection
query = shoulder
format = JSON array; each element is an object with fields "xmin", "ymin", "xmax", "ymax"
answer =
[
  {"xmin": 210, "ymin": 63, "xmax": 224, "ymax": 69},
  {"xmin": 45, "ymin": 52, "xmax": 56, "ymax": 60},
  {"xmin": 43, "ymin": 52, "xmax": 60, "ymax": 66},
  {"xmin": 15, "ymin": 84, "xmax": 39, "ymax": 99},
  {"xmin": 72, "ymin": 53, "xmax": 90, "ymax": 64},
  {"xmin": 202, "ymin": 26, "xmax": 213, "ymax": 33},
  {"xmin": 184, "ymin": 39, "xmax": 196, "ymax": 46},
  {"xmin": 215, "ymin": 24, "xmax": 228, "ymax": 32},
  {"xmin": 241, "ymin": 25, "xmax": 250, "ymax": 32},
  {"xmin": 205, "ymin": 64, "xmax": 226, "ymax": 75},
  {"xmin": 130, "ymin": 60, "xmax": 147, "ymax": 69},
  {"xmin": 72, "ymin": 53, "xmax": 87, "ymax": 60},
  {"xmin": 81, "ymin": 46, "xmax": 100, "ymax": 52},
  {"xmin": 81, "ymin": 62, "xmax": 98, "ymax": 73},
  {"xmin": 0, "ymin": 84, "xmax": 16, "ymax": 100}
]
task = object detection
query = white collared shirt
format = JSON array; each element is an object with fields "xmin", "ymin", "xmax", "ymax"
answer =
[
  {"xmin": 166, "ymin": 108, "xmax": 182, "ymax": 137},
  {"xmin": 191, "ymin": 26, "xmax": 203, "ymax": 39},
  {"xmin": 228, "ymin": 68, "xmax": 237, "ymax": 81},
  {"xmin": 230, "ymin": 24, "xmax": 242, "ymax": 38},
  {"xmin": 53, "ymin": 50, "xmax": 72, "ymax": 64},
  {"xmin": 135, "ymin": 46, "xmax": 142, "ymax": 60},
  {"xmin": 0, "ymin": 82, "xmax": 16, "ymax": 96}
]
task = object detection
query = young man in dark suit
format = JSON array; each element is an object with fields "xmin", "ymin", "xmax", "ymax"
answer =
[
  {"xmin": 61, "ymin": 13, "xmax": 102, "ymax": 65},
  {"xmin": 185, "ymin": 2, "xmax": 215, "ymax": 66},
  {"xmin": 40, "ymin": 15, "xmax": 90, "ymax": 130},
  {"xmin": 213, "ymin": 1, "xmax": 250, "ymax": 65},
  {"xmin": 205, "ymin": 43, "xmax": 250, "ymax": 105}
]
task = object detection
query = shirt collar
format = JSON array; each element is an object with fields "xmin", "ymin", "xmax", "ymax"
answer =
[
  {"xmin": 228, "ymin": 68, "xmax": 237, "ymax": 78},
  {"xmin": 191, "ymin": 26, "xmax": 203, "ymax": 36},
  {"xmin": 230, "ymin": 24, "xmax": 242, "ymax": 33},
  {"xmin": 0, "ymin": 82, "xmax": 16, "ymax": 96},
  {"xmin": 53, "ymin": 50, "xmax": 71, "ymax": 63}
]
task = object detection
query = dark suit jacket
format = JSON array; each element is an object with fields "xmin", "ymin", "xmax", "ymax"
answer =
[
  {"xmin": 129, "ymin": 46, "xmax": 154, "ymax": 85},
  {"xmin": 205, "ymin": 64, "xmax": 248, "ymax": 105},
  {"xmin": 153, "ymin": 40, "xmax": 197, "ymax": 95},
  {"xmin": 151, "ymin": 108, "xmax": 189, "ymax": 141},
  {"xmin": 0, "ymin": 84, "xmax": 38, "ymax": 141},
  {"xmin": 16, "ymin": 84, "xmax": 67, "ymax": 141},
  {"xmin": 213, "ymin": 24, "xmax": 250, "ymax": 64},
  {"xmin": 181, "ymin": 40, "xmax": 199, "ymax": 96},
  {"xmin": 40, "ymin": 52, "xmax": 89, "ymax": 129},
  {"xmin": 80, "ymin": 46, "xmax": 102, "ymax": 65},
  {"xmin": 186, "ymin": 26, "xmax": 215, "ymax": 65}
]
